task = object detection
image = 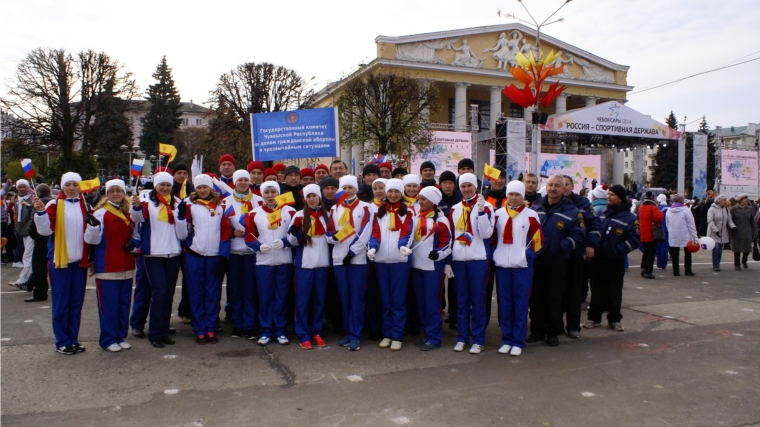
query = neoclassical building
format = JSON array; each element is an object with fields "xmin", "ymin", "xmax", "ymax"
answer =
[{"xmin": 314, "ymin": 23, "xmax": 638, "ymax": 180}]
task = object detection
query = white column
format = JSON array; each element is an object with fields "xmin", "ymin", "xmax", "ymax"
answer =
[
  {"xmin": 555, "ymin": 93, "xmax": 567, "ymax": 114},
  {"xmin": 633, "ymin": 146, "xmax": 644, "ymax": 190},
  {"xmin": 454, "ymin": 83, "xmax": 469, "ymax": 130},
  {"xmin": 352, "ymin": 144, "xmax": 364, "ymax": 175},
  {"xmin": 585, "ymin": 96, "xmax": 597, "ymax": 108},
  {"xmin": 489, "ymin": 86, "xmax": 502, "ymax": 132},
  {"xmin": 341, "ymin": 143, "xmax": 352, "ymax": 170},
  {"xmin": 613, "ymin": 149, "xmax": 625, "ymax": 185}
]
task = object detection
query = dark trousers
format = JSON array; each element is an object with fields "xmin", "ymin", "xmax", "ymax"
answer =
[
  {"xmin": 144, "ymin": 256, "xmax": 181, "ymax": 341},
  {"xmin": 562, "ymin": 258, "xmax": 583, "ymax": 333},
  {"xmin": 668, "ymin": 246, "xmax": 692, "ymax": 275},
  {"xmin": 364, "ymin": 263, "xmax": 382, "ymax": 335},
  {"xmin": 405, "ymin": 269, "xmax": 421, "ymax": 335},
  {"xmin": 734, "ymin": 252, "xmax": 749, "ymax": 266},
  {"xmin": 588, "ymin": 257, "xmax": 625, "ymax": 323},
  {"xmin": 485, "ymin": 259, "xmax": 496, "ymax": 326},
  {"xmin": 529, "ymin": 263, "xmax": 565, "ymax": 338},
  {"xmin": 29, "ymin": 237, "xmax": 49, "ymax": 299},
  {"xmin": 50, "ymin": 261, "xmax": 88, "ymax": 348},
  {"xmin": 177, "ymin": 253, "xmax": 190, "ymax": 318},
  {"xmin": 640, "ymin": 242, "xmax": 657, "ymax": 274},
  {"xmin": 130, "ymin": 256, "xmax": 151, "ymax": 331}
]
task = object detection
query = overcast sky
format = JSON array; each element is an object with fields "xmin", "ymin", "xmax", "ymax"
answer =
[{"xmin": 2, "ymin": 0, "xmax": 758, "ymax": 132}]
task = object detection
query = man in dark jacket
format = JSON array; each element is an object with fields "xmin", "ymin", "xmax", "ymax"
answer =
[
  {"xmin": 419, "ymin": 161, "xmax": 438, "ymax": 188},
  {"xmin": 483, "ymin": 165, "xmax": 507, "ymax": 326},
  {"xmin": 282, "ymin": 165, "xmax": 305, "ymax": 211},
  {"xmin": 524, "ymin": 173, "xmax": 541, "ymax": 206},
  {"xmin": 528, "ymin": 175, "xmax": 586, "ymax": 347},
  {"xmin": 584, "ymin": 184, "xmax": 640, "ymax": 332},
  {"xmin": 23, "ymin": 184, "xmax": 53, "ymax": 301},
  {"xmin": 437, "ymin": 170, "xmax": 462, "ymax": 329},
  {"xmin": 357, "ymin": 164, "xmax": 379, "ymax": 203}
]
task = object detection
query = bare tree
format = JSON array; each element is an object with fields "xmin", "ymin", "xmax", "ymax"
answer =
[
  {"xmin": 203, "ymin": 62, "xmax": 315, "ymax": 170},
  {"xmin": 336, "ymin": 73, "xmax": 439, "ymax": 157},
  {"xmin": 2, "ymin": 48, "xmax": 138, "ymax": 174}
]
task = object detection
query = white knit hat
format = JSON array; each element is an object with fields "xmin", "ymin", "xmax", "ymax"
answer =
[
  {"xmin": 592, "ymin": 186, "xmax": 607, "ymax": 200},
  {"xmin": 153, "ymin": 172, "xmax": 173, "ymax": 187},
  {"xmin": 15, "ymin": 179, "xmax": 30, "ymax": 189},
  {"xmin": 459, "ymin": 173, "xmax": 478, "ymax": 189},
  {"xmin": 656, "ymin": 194, "xmax": 667, "ymax": 203},
  {"xmin": 260, "ymin": 181, "xmax": 280, "ymax": 195},
  {"xmin": 385, "ymin": 178, "xmax": 404, "ymax": 194},
  {"xmin": 506, "ymin": 180, "xmax": 525, "ymax": 197},
  {"xmin": 372, "ymin": 178, "xmax": 388, "ymax": 189},
  {"xmin": 339, "ymin": 175, "xmax": 358, "ymax": 190},
  {"xmin": 105, "ymin": 179, "xmax": 126, "ymax": 194},
  {"xmin": 303, "ymin": 183, "xmax": 321, "ymax": 199},
  {"xmin": 419, "ymin": 186, "xmax": 442, "ymax": 205},
  {"xmin": 402, "ymin": 174, "xmax": 421, "ymax": 186},
  {"xmin": 60, "ymin": 172, "xmax": 82, "ymax": 186},
  {"xmin": 193, "ymin": 174, "xmax": 213, "ymax": 189},
  {"xmin": 233, "ymin": 169, "xmax": 250, "ymax": 184}
]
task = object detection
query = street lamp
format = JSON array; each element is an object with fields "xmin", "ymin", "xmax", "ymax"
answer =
[
  {"xmin": 121, "ymin": 143, "xmax": 140, "ymax": 187},
  {"xmin": 506, "ymin": 0, "xmax": 572, "ymax": 177}
]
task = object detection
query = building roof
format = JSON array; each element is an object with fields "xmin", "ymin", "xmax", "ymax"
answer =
[
  {"xmin": 713, "ymin": 125, "xmax": 758, "ymax": 137},
  {"xmin": 127, "ymin": 100, "xmax": 210, "ymax": 114}
]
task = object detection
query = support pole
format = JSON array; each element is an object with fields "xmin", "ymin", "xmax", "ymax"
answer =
[{"xmin": 677, "ymin": 119, "xmax": 686, "ymax": 195}]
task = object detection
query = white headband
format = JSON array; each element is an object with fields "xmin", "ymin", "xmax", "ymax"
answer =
[
  {"xmin": 459, "ymin": 173, "xmax": 477, "ymax": 188},
  {"xmin": 105, "ymin": 179, "xmax": 126, "ymax": 194},
  {"xmin": 419, "ymin": 186, "xmax": 442, "ymax": 205},
  {"xmin": 260, "ymin": 181, "xmax": 280, "ymax": 195},
  {"xmin": 61, "ymin": 172, "xmax": 82, "ymax": 186},
  {"xmin": 339, "ymin": 175, "xmax": 358, "ymax": 190},
  {"xmin": 506, "ymin": 180, "xmax": 525, "ymax": 197},
  {"xmin": 153, "ymin": 172, "xmax": 173, "ymax": 187},
  {"xmin": 233, "ymin": 169, "xmax": 250, "ymax": 184},
  {"xmin": 193, "ymin": 174, "xmax": 213, "ymax": 189},
  {"xmin": 303, "ymin": 184, "xmax": 321, "ymax": 199},
  {"xmin": 402, "ymin": 174, "xmax": 421, "ymax": 186},
  {"xmin": 385, "ymin": 178, "xmax": 404, "ymax": 194}
]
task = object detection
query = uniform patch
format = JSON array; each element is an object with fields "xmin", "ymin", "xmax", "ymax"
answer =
[
  {"xmin": 556, "ymin": 220, "xmax": 565, "ymax": 230},
  {"xmin": 615, "ymin": 228, "xmax": 623, "ymax": 236},
  {"xmin": 577, "ymin": 212, "xmax": 585, "ymax": 228},
  {"xmin": 633, "ymin": 220, "xmax": 640, "ymax": 234}
]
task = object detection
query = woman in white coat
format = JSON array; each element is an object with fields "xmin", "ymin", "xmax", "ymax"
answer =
[
  {"xmin": 706, "ymin": 195, "xmax": 735, "ymax": 271},
  {"xmin": 665, "ymin": 194, "xmax": 698, "ymax": 276}
]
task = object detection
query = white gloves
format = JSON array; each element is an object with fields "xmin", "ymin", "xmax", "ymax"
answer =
[
  {"xmin": 367, "ymin": 248, "xmax": 376, "ymax": 261},
  {"xmin": 400, "ymin": 246, "xmax": 413, "ymax": 256},
  {"xmin": 259, "ymin": 244, "xmax": 271, "ymax": 253},
  {"xmin": 477, "ymin": 195, "xmax": 485, "ymax": 212},
  {"xmin": 271, "ymin": 239, "xmax": 284, "ymax": 250},
  {"xmin": 444, "ymin": 265, "xmax": 455, "ymax": 279}
]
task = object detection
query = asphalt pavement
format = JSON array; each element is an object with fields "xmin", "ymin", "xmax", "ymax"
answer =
[{"xmin": 2, "ymin": 249, "xmax": 760, "ymax": 427}]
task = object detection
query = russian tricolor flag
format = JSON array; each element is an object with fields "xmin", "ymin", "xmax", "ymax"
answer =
[
  {"xmin": 21, "ymin": 159, "xmax": 35, "ymax": 179},
  {"xmin": 369, "ymin": 154, "xmax": 386, "ymax": 165},
  {"xmin": 455, "ymin": 232, "xmax": 473, "ymax": 246},
  {"xmin": 335, "ymin": 189, "xmax": 349, "ymax": 205},
  {"xmin": 130, "ymin": 159, "xmax": 145, "ymax": 177}
]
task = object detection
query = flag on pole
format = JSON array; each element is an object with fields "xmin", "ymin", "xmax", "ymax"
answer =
[
  {"xmin": 158, "ymin": 143, "xmax": 177, "ymax": 163},
  {"xmin": 369, "ymin": 154, "xmax": 386, "ymax": 164},
  {"xmin": 483, "ymin": 163, "xmax": 501, "ymax": 182},
  {"xmin": 178, "ymin": 178, "xmax": 188, "ymax": 199},
  {"xmin": 211, "ymin": 177, "xmax": 233, "ymax": 198},
  {"xmin": 334, "ymin": 189, "xmax": 349, "ymax": 206},
  {"xmin": 79, "ymin": 177, "xmax": 101, "ymax": 193},
  {"xmin": 130, "ymin": 158, "xmax": 145, "ymax": 177},
  {"xmin": 274, "ymin": 192, "xmax": 295, "ymax": 208},
  {"xmin": 21, "ymin": 159, "xmax": 35, "ymax": 179},
  {"xmin": 497, "ymin": 9, "xmax": 501, "ymax": 17}
]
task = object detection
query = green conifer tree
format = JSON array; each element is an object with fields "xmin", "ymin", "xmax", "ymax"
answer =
[{"xmin": 139, "ymin": 56, "xmax": 181, "ymax": 156}]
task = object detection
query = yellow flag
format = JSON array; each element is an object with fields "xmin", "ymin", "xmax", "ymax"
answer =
[
  {"xmin": 159, "ymin": 143, "xmax": 177, "ymax": 163},
  {"xmin": 275, "ymin": 192, "xmax": 295, "ymax": 208},
  {"xmin": 267, "ymin": 209, "xmax": 282, "ymax": 225},
  {"xmin": 179, "ymin": 178, "xmax": 187, "ymax": 199},
  {"xmin": 79, "ymin": 177, "xmax": 101, "ymax": 193},
  {"xmin": 334, "ymin": 224, "xmax": 356, "ymax": 243},
  {"xmin": 483, "ymin": 163, "xmax": 501, "ymax": 182}
]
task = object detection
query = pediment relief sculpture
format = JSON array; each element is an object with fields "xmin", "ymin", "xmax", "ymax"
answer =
[{"xmin": 395, "ymin": 37, "xmax": 459, "ymax": 64}]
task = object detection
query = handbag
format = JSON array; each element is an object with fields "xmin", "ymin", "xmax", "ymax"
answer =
[
  {"xmin": 652, "ymin": 223, "xmax": 665, "ymax": 243},
  {"xmin": 753, "ymin": 240, "xmax": 760, "ymax": 262}
]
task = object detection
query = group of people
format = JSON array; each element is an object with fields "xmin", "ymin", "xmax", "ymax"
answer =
[{"xmin": 12, "ymin": 152, "xmax": 756, "ymax": 359}]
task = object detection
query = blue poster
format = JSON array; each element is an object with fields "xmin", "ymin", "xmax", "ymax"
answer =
[
  {"xmin": 250, "ymin": 107, "xmax": 340, "ymax": 162},
  {"xmin": 692, "ymin": 133, "xmax": 707, "ymax": 200}
]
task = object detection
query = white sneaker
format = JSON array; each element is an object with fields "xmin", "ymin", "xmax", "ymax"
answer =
[
  {"xmin": 453, "ymin": 342, "xmax": 466, "ymax": 352},
  {"xmin": 390, "ymin": 340, "xmax": 402, "ymax": 351},
  {"xmin": 105, "ymin": 343, "xmax": 122, "ymax": 352},
  {"xmin": 258, "ymin": 336, "xmax": 271, "ymax": 346},
  {"xmin": 498, "ymin": 344, "xmax": 512, "ymax": 354},
  {"xmin": 379, "ymin": 338, "xmax": 392, "ymax": 348},
  {"xmin": 277, "ymin": 336, "xmax": 289, "ymax": 345},
  {"xmin": 12, "ymin": 262, "xmax": 23, "ymax": 268},
  {"xmin": 470, "ymin": 344, "xmax": 484, "ymax": 354},
  {"xmin": 509, "ymin": 346, "xmax": 522, "ymax": 357},
  {"xmin": 118, "ymin": 341, "xmax": 132, "ymax": 349}
]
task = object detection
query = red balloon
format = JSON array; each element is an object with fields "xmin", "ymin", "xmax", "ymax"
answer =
[{"xmin": 686, "ymin": 241, "xmax": 700, "ymax": 253}]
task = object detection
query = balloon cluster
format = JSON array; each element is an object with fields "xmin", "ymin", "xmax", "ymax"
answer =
[{"xmin": 502, "ymin": 50, "xmax": 568, "ymax": 109}]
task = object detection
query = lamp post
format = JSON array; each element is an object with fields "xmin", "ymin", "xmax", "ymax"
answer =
[
  {"xmin": 121, "ymin": 143, "xmax": 139, "ymax": 188},
  {"xmin": 506, "ymin": 0, "xmax": 572, "ymax": 177}
]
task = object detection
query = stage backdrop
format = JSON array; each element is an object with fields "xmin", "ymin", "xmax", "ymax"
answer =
[
  {"xmin": 250, "ymin": 107, "xmax": 339, "ymax": 162},
  {"xmin": 411, "ymin": 131, "xmax": 471, "ymax": 177},
  {"xmin": 533, "ymin": 153, "xmax": 602, "ymax": 193},
  {"xmin": 721, "ymin": 150, "xmax": 758, "ymax": 186}
]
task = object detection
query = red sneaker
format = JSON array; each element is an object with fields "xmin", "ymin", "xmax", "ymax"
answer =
[
  {"xmin": 299, "ymin": 340, "xmax": 313, "ymax": 350},
  {"xmin": 312, "ymin": 335, "xmax": 327, "ymax": 348},
  {"xmin": 207, "ymin": 332, "xmax": 219, "ymax": 344},
  {"xmin": 196, "ymin": 335, "xmax": 207, "ymax": 345}
]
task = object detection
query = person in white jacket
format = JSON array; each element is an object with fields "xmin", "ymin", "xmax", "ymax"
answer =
[
  {"xmin": 665, "ymin": 193, "xmax": 698, "ymax": 276},
  {"xmin": 365, "ymin": 178, "xmax": 387, "ymax": 342},
  {"xmin": 492, "ymin": 181, "xmax": 544, "ymax": 357},
  {"xmin": 222, "ymin": 170, "xmax": 263, "ymax": 340},
  {"xmin": 84, "ymin": 179, "xmax": 139, "ymax": 352},
  {"xmin": 288, "ymin": 184, "xmax": 331, "ymax": 350},
  {"xmin": 402, "ymin": 174, "xmax": 421, "ymax": 214},
  {"xmin": 32, "ymin": 172, "xmax": 92, "ymax": 355},
  {"xmin": 242, "ymin": 181, "xmax": 296, "ymax": 346},
  {"xmin": 410, "ymin": 186, "xmax": 451, "ymax": 351},
  {"xmin": 448, "ymin": 173, "xmax": 495, "ymax": 354},
  {"xmin": 367, "ymin": 178, "xmax": 415, "ymax": 351},
  {"xmin": 184, "ymin": 174, "xmax": 232, "ymax": 345},
  {"xmin": 326, "ymin": 176, "xmax": 372, "ymax": 351},
  {"xmin": 129, "ymin": 171, "xmax": 189, "ymax": 348}
]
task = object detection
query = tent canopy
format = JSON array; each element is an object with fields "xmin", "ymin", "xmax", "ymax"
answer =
[{"xmin": 540, "ymin": 101, "xmax": 681, "ymax": 140}]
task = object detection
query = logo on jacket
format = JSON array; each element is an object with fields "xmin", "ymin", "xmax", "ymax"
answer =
[
  {"xmin": 615, "ymin": 228, "xmax": 623, "ymax": 236},
  {"xmin": 556, "ymin": 220, "xmax": 564, "ymax": 230},
  {"xmin": 577, "ymin": 212, "xmax": 585, "ymax": 228},
  {"xmin": 633, "ymin": 220, "xmax": 640, "ymax": 234}
]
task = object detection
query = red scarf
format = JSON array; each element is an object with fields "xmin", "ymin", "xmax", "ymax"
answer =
[
  {"xmin": 308, "ymin": 207, "xmax": 326, "ymax": 236},
  {"xmin": 502, "ymin": 205, "xmax": 525, "ymax": 244},
  {"xmin": 385, "ymin": 201, "xmax": 403, "ymax": 231},
  {"xmin": 195, "ymin": 198, "xmax": 217, "ymax": 216},
  {"xmin": 415, "ymin": 209, "xmax": 435, "ymax": 240},
  {"xmin": 458, "ymin": 197, "xmax": 477, "ymax": 234}
]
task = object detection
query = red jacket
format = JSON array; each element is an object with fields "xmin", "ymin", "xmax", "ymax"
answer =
[{"xmin": 637, "ymin": 202, "xmax": 664, "ymax": 243}]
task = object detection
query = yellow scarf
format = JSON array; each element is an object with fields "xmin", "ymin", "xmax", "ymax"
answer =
[
  {"xmin": 54, "ymin": 199, "xmax": 69, "ymax": 268},
  {"xmin": 234, "ymin": 192, "xmax": 253, "ymax": 214},
  {"xmin": 415, "ymin": 210, "xmax": 435, "ymax": 241},
  {"xmin": 157, "ymin": 194, "xmax": 173, "ymax": 223},
  {"xmin": 195, "ymin": 198, "xmax": 217, "ymax": 216},
  {"xmin": 456, "ymin": 204, "xmax": 471, "ymax": 232},
  {"xmin": 338, "ymin": 197, "xmax": 358, "ymax": 227},
  {"xmin": 403, "ymin": 194, "xmax": 418, "ymax": 206},
  {"xmin": 105, "ymin": 203, "xmax": 130, "ymax": 226}
]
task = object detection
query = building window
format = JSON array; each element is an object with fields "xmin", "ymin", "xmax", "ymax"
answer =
[
  {"xmin": 625, "ymin": 151, "xmax": 629, "ymax": 158},
  {"xmin": 471, "ymin": 100, "xmax": 490, "ymax": 130},
  {"xmin": 644, "ymin": 160, "xmax": 647, "ymax": 166},
  {"xmin": 195, "ymin": 119, "xmax": 202, "ymax": 125},
  {"xmin": 181, "ymin": 119, "xmax": 188, "ymax": 125},
  {"xmin": 448, "ymin": 98, "xmax": 455, "ymax": 125},
  {"xmin": 509, "ymin": 103, "xmax": 523, "ymax": 118},
  {"xmin": 625, "ymin": 162, "xmax": 629, "ymax": 168}
]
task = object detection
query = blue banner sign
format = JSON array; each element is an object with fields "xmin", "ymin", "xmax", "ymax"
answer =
[{"xmin": 251, "ymin": 107, "xmax": 340, "ymax": 162}]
